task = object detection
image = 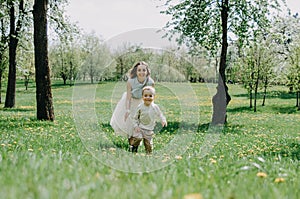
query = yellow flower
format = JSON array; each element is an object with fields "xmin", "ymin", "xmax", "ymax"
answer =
[
  {"xmin": 95, "ymin": 172, "xmax": 101, "ymax": 179},
  {"xmin": 256, "ymin": 172, "xmax": 267, "ymax": 178},
  {"xmin": 175, "ymin": 155, "xmax": 182, "ymax": 160},
  {"xmin": 183, "ymin": 193, "xmax": 203, "ymax": 199},
  {"xmin": 274, "ymin": 178, "xmax": 285, "ymax": 183}
]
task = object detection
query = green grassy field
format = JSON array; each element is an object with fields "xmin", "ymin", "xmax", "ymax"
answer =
[{"xmin": 0, "ymin": 80, "xmax": 299, "ymax": 199}]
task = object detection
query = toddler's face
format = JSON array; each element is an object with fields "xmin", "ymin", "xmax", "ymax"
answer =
[
  {"xmin": 142, "ymin": 89, "xmax": 154, "ymax": 106},
  {"xmin": 136, "ymin": 65, "xmax": 148, "ymax": 79}
]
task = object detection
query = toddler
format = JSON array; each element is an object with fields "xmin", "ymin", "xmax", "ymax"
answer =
[{"xmin": 129, "ymin": 86, "xmax": 167, "ymax": 154}]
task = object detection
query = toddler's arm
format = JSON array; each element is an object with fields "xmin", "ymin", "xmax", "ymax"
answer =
[{"xmin": 154, "ymin": 104, "xmax": 167, "ymax": 127}]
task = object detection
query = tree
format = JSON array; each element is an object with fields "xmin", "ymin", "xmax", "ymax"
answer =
[
  {"xmin": 112, "ymin": 44, "xmax": 152, "ymax": 81},
  {"xmin": 50, "ymin": 41, "xmax": 78, "ymax": 85},
  {"xmin": 33, "ymin": 0, "xmax": 54, "ymax": 121},
  {"xmin": 48, "ymin": 8, "xmax": 80, "ymax": 85},
  {"xmin": 0, "ymin": 12, "xmax": 9, "ymax": 104},
  {"xmin": 274, "ymin": 14, "xmax": 300, "ymax": 110},
  {"xmin": 287, "ymin": 45, "xmax": 300, "ymax": 110},
  {"xmin": 4, "ymin": 0, "xmax": 25, "ymax": 108},
  {"xmin": 161, "ymin": 0, "xmax": 283, "ymax": 125}
]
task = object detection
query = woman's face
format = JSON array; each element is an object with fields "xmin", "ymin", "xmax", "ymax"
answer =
[{"xmin": 136, "ymin": 64, "xmax": 148, "ymax": 79}]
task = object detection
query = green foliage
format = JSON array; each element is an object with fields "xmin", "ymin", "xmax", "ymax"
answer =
[
  {"xmin": 0, "ymin": 81, "xmax": 299, "ymax": 198},
  {"xmin": 161, "ymin": 0, "xmax": 283, "ymax": 54},
  {"xmin": 113, "ymin": 45, "xmax": 152, "ymax": 80}
]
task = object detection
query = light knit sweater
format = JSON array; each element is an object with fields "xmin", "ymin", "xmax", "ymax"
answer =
[{"xmin": 133, "ymin": 102, "xmax": 166, "ymax": 131}]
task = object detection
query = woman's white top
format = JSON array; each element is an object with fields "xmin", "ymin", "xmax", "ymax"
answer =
[{"xmin": 128, "ymin": 77, "xmax": 154, "ymax": 99}]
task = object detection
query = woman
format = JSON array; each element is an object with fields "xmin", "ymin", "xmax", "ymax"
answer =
[{"xmin": 110, "ymin": 61, "xmax": 155, "ymax": 149}]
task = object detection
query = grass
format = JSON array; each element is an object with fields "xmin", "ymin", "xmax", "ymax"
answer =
[{"xmin": 0, "ymin": 80, "xmax": 299, "ymax": 199}]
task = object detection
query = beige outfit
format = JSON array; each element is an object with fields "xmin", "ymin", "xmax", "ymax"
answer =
[{"xmin": 131, "ymin": 102, "xmax": 166, "ymax": 154}]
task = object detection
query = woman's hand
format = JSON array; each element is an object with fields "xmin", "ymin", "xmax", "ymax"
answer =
[
  {"xmin": 134, "ymin": 126, "xmax": 141, "ymax": 133},
  {"xmin": 124, "ymin": 110, "xmax": 130, "ymax": 121}
]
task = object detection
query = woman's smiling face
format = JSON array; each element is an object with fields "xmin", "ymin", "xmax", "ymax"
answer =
[{"xmin": 136, "ymin": 64, "xmax": 148, "ymax": 79}]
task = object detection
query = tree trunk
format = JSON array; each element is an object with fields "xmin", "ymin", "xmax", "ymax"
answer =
[
  {"xmin": 262, "ymin": 77, "xmax": 268, "ymax": 106},
  {"xmin": 0, "ymin": 74, "xmax": 2, "ymax": 103},
  {"xmin": 0, "ymin": 18, "xmax": 7, "ymax": 104},
  {"xmin": 33, "ymin": 0, "xmax": 54, "ymax": 121},
  {"xmin": 254, "ymin": 66, "xmax": 260, "ymax": 113},
  {"xmin": 254, "ymin": 84, "xmax": 258, "ymax": 112},
  {"xmin": 297, "ymin": 91, "xmax": 299, "ymax": 110},
  {"xmin": 5, "ymin": 3, "xmax": 19, "ymax": 108},
  {"xmin": 211, "ymin": 0, "xmax": 231, "ymax": 125},
  {"xmin": 249, "ymin": 88, "xmax": 253, "ymax": 108}
]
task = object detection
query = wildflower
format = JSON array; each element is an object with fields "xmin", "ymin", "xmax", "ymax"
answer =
[
  {"xmin": 175, "ymin": 155, "xmax": 182, "ymax": 160},
  {"xmin": 183, "ymin": 193, "xmax": 203, "ymax": 199},
  {"xmin": 95, "ymin": 172, "xmax": 101, "ymax": 179},
  {"xmin": 256, "ymin": 172, "xmax": 267, "ymax": 178},
  {"xmin": 274, "ymin": 178, "xmax": 285, "ymax": 183},
  {"xmin": 108, "ymin": 147, "xmax": 116, "ymax": 152}
]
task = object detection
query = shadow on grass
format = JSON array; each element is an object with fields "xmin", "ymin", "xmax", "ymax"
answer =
[
  {"xmin": 53, "ymin": 81, "xmax": 108, "ymax": 88},
  {"xmin": 233, "ymin": 90, "xmax": 296, "ymax": 100},
  {"xmin": 227, "ymin": 106, "xmax": 252, "ymax": 113},
  {"xmin": 98, "ymin": 122, "xmax": 247, "ymax": 153},
  {"xmin": 100, "ymin": 121, "xmax": 182, "ymax": 135},
  {"xmin": 270, "ymin": 105, "xmax": 299, "ymax": 114},
  {"xmin": 100, "ymin": 121, "xmax": 202, "ymax": 150},
  {"xmin": 51, "ymin": 83, "xmax": 74, "ymax": 89},
  {"xmin": 262, "ymin": 142, "xmax": 300, "ymax": 161},
  {"xmin": 99, "ymin": 121, "xmax": 244, "ymax": 151},
  {"xmin": 0, "ymin": 115, "xmax": 54, "ymax": 131},
  {"xmin": 228, "ymin": 105, "xmax": 299, "ymax": 114},
  {"xmin": 1, "ymin": 107, "xmax": 34, "ymax": 112}
]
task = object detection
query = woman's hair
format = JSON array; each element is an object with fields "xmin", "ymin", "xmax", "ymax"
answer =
[{"xmin": 129, "ymin": 61, "xmax": 151, "ymax": 78}]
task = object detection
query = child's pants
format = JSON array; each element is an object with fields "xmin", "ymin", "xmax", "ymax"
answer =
[{"xmin": 129, "ymin": 128, "xmax": 153, "ymax": 154}]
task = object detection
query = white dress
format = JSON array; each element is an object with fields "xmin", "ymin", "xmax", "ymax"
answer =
[{"xmin": 110, "ymin": 77, "xmax": 154, "ymax": 137}]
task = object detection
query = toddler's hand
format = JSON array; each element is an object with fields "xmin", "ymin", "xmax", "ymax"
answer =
[{"xmin": 162, "ymin": 121, "xmax": 167, "ymax": 127}]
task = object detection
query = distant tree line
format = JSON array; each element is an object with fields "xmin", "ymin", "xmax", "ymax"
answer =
[{"xmin": 0, "ymin": 0, "xmax": 299, "ymax": 124}]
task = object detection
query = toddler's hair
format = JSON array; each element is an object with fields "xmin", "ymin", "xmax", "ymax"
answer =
[{"xmin": 142, "ymin": 86, "xmax": 155, "ymax": 95}]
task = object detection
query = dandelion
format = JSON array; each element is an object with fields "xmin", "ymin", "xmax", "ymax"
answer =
[
  {"xmin": 95, "ymin": 172, "xmax": 101, "ymax": 179},
  {"xmin": 210, "ymin": 158, "xmax": 217, "ymax": 164},
  {"xmin": 256, "ymin": 172, "xmax": 267, "ymax": 178},
  {"xmin": 183, "ymin": 193, "xmax": 203, "ymax": 199},
  {"xmin": 274, "ymin": 178, "xmax": 285, "ymax": 183},
  {"xmin": 175, "ymin": 155, "xmax": 182, "ymax": 160}
]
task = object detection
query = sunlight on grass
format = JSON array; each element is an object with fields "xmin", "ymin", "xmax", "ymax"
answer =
[{"xmin": 0, "ymin": 81, "xmax": 299, "ymax": 198}]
